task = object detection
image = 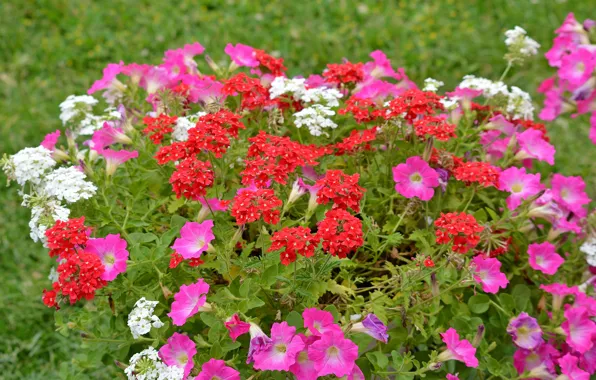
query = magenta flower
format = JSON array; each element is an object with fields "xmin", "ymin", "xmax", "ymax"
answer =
[
  {"xmin": 41, "ymin": 130, "xmax": 60, "ymax": 151},
  {"xmin": 446, "ymin": 87, "xmax": 484, "ymax": 103},
  {"xmin": 392, "ymin": 156, "xmax": 440, "ymax": 201},
  {"xmin": 171, "ymin": 220, "xmax": 215, "ymax": 260},
  {"xmin": 507, "ymin": 312, "xmax": 543, "ymax": 349},
  {"xmin": 351, "ymin": 314, "xmax": 388, "ymax": 343},
  {"xmin": 302, "ymin": 308, "xmax": 342, "ymax": 336},
  {"xmin": 253, "ymin": 322, "xmax": 305, "ymax": 371},
  {"xmin": 196, "ymin": 358, "xmax": 240, "ymax": 380},
  {"xmin": 438, "ymin": 328, "xmax": 478, "ymax": 368},
  {"xmin": 527, "ymin": 242, "xmax": 565, "ymax": 275},
  {"xmin": 562, "ymin": 306, "xmax": 596, "ymax": 354},
  {"xmin": 512, "ymin": 343, "xmax": 558, "ymax": 376},
  {"xmin": 354, "ymin": 79, "xmax": 400, "ymax": 103},
  {"xmin": 224, "ymin": 43, "xmax": 259, "ymax": 68},
  {"xmin": 85, "ymin": 234, "xmax": 129, "ymax": 281},
  {"xmin": 539, "ymin": 87, "xmax": 565, "ymax": 121},
  {"xmin": 307, "ymin": 330, "xmax": 359, "ymax": 377},
  {"xmin": 498, "ymin": 167, "xmax": 544, "ymax": 210},
  {"xmin": 559, "ymin": 353, "xmax": 590, "ymax": 380},
  {"xmin": 141, "ymin": 66, "xmax": 171, "ymax": 94},
  {"xmin": 90, "ymin": 122, "xmax": 132, "ymax": 151},
  {"xmin": 558, "ymin": 48, "xmax": 596, "ymax": 87},
  {"xmin": 183, "ymin": 75, "xmax": 225, "ymax": 104},
  {"xmin": 225, "ymin": 314, "xmax": 251, "ymax": 342},
  {"xmin": 168, "ymin": 278, "xmax": 210, "ymax": 326},
  {"xmin": 551, "ymin": 174, "xmax": 591, "ymax": 215},
  {"xmin": 197, "ymin": 198, "xmax": 229, "ymax": 222},
  {"xmin": 158, "ymin": 332, "xmax": 197, "ymax": 378},
  {"xmin": 516, "ymin": 129, "xmax": 556, "ymax": 165},
  {"xmin": 100, "ymin": 149, "xmax": 139, "ymax": 176},
  {"xmin": 446, "ymin": 375, "xmax": 460, "ymax": 380},
  {"xmin": 346, "ymin": 365, "xmax": 365, "ymax": 380},
  {"xmin": 363, "ymin": 50, "xmax": 398, "ymax": 79},
  {"xmin": 289, "ymin": 334, "xmax": 319, "ymax": 380},
  {"xmin": 247, "ymin": 323, "xmax": 273, "ymax": 364},
  {"xmin": 88, "ymin": 61, "xmax": 124, "ymax": 94},
  {"xmin": 540, "ymin": 283, "xmax": 579, "ymax": 311},
  {"xmin": 122, "ymin": 63, "xmax": 151, "ymax": 84},
  {"xmin": 580, "ymin": 346, "xmax": 596, "ymax": 374},
  {"xmin": 471, "ymin": 255, "xmax": 509, "ymax": 294}
]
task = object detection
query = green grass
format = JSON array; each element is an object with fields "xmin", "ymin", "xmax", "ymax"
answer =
[{"xmin": 1, "ymin": 0, "xmax": 595, "ymax": 377}]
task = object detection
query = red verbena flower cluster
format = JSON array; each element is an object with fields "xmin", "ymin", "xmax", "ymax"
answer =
[
  {"xmin": 434, "ymin": 212, "xmax": 484, "ymax": 254},
  {"xmin": 222, "ymin": 73, "xmax": 271, "ymax": 110},
  {"xmin": 316, "ymin": 208, "xmax": 363, "ymax": 258},
  {"xmin": 332, "ymin": 127, "xmax": 378, "ymax": 156},
  {"xmin": 315, "ymin": 170, "xmax": 365, "ymax": 212},
  {"xmin": 378, "ymin": 89, "xmax": 444, "ymax": 122},
  {"xmin": 169, "ymin": 157, "xmax": 214, "ymax": 199},
  {"xmin": 453, "ymin": 161, "xmax": 500, "ymax": 188},
  {"xmin": 323, "ymin": 61, "xmax": 365, "ymax": 85},
  {"xmin": 241, "ymin": 131, "xmax": 328, "ymax": 187},
  {"xmin": 255, "ymin": 49, "xmax": 287, "ymax": 76},
  {"xmin": 143, "ymin": 114, "xmax": 178, "ymax": 144},
  {"xmin": 338, "ymin": 97, "xmax": 378, "ymax": 123},
  {"xmin": 45, "ymin": 217, "xmax": 89, "ymax": 259},
  {"xmin": 231, "ymin": 188, "xmax": 283, "ymax": 225},
  {"xmin": 169, "ymin": 252, "xmax": 205, "ymax": 269},
  {"xmin": 413, "ymin": 115, "xmax": 457, "ymax": 141},
  {"xmin": 268, "ymin": 226, "xmax": 319, "ymax": 265}
]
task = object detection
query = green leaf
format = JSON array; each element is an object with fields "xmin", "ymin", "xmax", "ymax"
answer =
[
  {"xmin": 499, "ymin": 293, "xmax": 516, "ymax": 314},
  {"xmin": 468, "ymin": 294, "xmax": 490, "ymax": 314},
  {"xmin": 286, "ymin": 311, "xmax": 303, "ymax": 328},
  {"xmin": 324, "ymin": 305, "xmax": 340, "ymax": 322},
  {"xmin": 366, "ymin": 351, "xmax": 389, "ymax": 370},
  {"xmin": 200, "ymin": 312, "xmax": 220, "ymax": 328},
  {"xmin": 512, "ymin": 284, "xmax": 531, "ymax": 312},
  {"xmin": 128, "ymin": 232, "xmax": 157, "ymax": 245}
]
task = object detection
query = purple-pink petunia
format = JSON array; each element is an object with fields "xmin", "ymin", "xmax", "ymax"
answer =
[
  {"xmin": 527, "ymin": 242, "xmax": 565, "ymax": 275},
  {"xmin": 252, "ymin": 321, "xmax": 305, "ymax": 372},
  {"xmin": 350, "ymin": 314, "xmax": 388, "ymax": 343},
  {"xmin": 562, "ymin": 306, "xmax": 596, "ymax": 354},
  {"xmin": 171, "ymin": 220, "xmax": 215, "ymax": 260},
  {"xmin": 471, "ymin": 255, "xmax": 509, "ymax": 294},
  {"xmin": 168, "ymin": 278, "xmax": 210, "ymax": 326},
  {"xmin": 438, "ymin": 328, "xmax": 478, "ymax": 368},
  {"xmin": 196, "ymin": 358, "xmax": 240, "ymax": 380},
  {"xmin": 506, "ymin": 312, "xmax": 543, "ymax": 349},
  {"xmin": 392, "ymin": 156, "xmax": 440, "ymax": 201},
  {"xmin": 498, "ymin": 167, "xmax": 544, "ymax": 210},
  {"xmin": 307, "ymin": 330, "xmax": 359, "ymax": 377},
  {"xmin": 225, "ymin": 314, "xmax": 251, "ymax": 342},
  {"xmin": 85, "ymin": 234, "xmax": 129, "ymax": 281},
  {"xmin": 158, "ymin": 332, "xmax": 197, "ymax": 378},
  {"xmin": 559, "ymin": 353, "xmax": 591, "ymax": 380},
  {"xmin": 516, "ymin": 129, "xmax": 556, "ymax": 165}
]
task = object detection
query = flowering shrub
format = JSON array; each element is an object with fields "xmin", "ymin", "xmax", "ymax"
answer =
[{"xmin": 2, "ymin": 21, "xmax": 596, "ymax": 380}]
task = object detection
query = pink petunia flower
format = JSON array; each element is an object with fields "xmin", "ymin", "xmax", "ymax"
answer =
[
  {"xmin": 551, "ymin": 174, "xmax": 591, "ymax": 215},
  {"xmin": 354, "ymin": 79, "xmax": 400, "ymax": 103},
  {"xmin": 197, "ymin": 198, "xmax": 229, "ymax": 222},
  {"xmin": 507, "ymin": 312, "xmax": 543, "ymax": 349},
  {"xmin": 561, "ymin": 306, "xmax": 596, "ymax": 354},
  {"xmin": 41, "ymin": 130, "xmax": 61, "ymax": 151},
  {"xmin": 363, "ymin": 50, "xmax": 398, "ymax": 79},
  {"xmin": 307, "ymin": 330, "xmax": 359, "ymax": 377},
  {"xmin": 516, "ymin": 129, "xmax": 556, "ymax": 165},
  {"xmin": 141, "ymin": 66, "xmax": 171, "ymax": 94},
  {"xmin": 539, "ymin": 87, "xmax": 565, "ymax": 121},
  {"xmin": 253, "ymin": 322, "xmax": 305, "ymax": 371},
  {"xmin": 158, "ymin": 332, "xmax": 197, "ymax": 378},
  {"xmin": 527, "ymin": 242, "xmax": 565, "ymax": 275},
  {"xmin": 438, "ymin": 328, "xmax": 478, "ymax": 368},
  {"xmin": 579, "ymin": 345, "xmax": 596, "ymax": 374},
  {"xmin": 121, "ymin": 63, "xmax": 151, "ymax": 85},
  {"xmin": 289, "ymin": 334, "xmax": 319, "ymax": 380},
  {"xmin": 512, "ymin": 343, "xmax": 559, "ymax": 376},
  {"xmin": 540, "ymin": 283, "xmax": 580, "ymax": 311},
  {"xmin": 350, "ymin": 314, "xmax": 388, "ymax": 343},
  {"xmin": 559, "ymin": 353, "xmax": 590, "ymax": 380},
  {"xmin": 486, "ymin": 114, "xmax": 516, "ymax": 135},
  {"xmin": 302, "ymin": 308, "xmax": 342, "ymax": 336},
  {"xmin": 171, "ymin": 220, "xmax": 215, "ymax": 260},
  {"xmin": 196, "ymin": 358, "xmax": 240, "ymax": 380},
  {"xmin": 90, "ymin": 122, "xmax": 132, "ymax": 151},
  {"xmin": 344, "ymin": 364, "xmax": 365, "ymax": 380},
  {"xmin": 225, "ymin": 314, "xmax": 251, "ymax": 342},
  {"xmin": 224, "ymin": 43, "xmax": 259, "ymax": 68},
  {"xmin": 247, "ymin": 323, "xmax": 273, "ymax": 364},
  {"xmin": 100, "ymin": 149, "xmax": 139, "ymax": 176},
  {"xmin": 88, "ymin": 61, "xmax": 125, "ymax": 94},
  {"xmin": 498, "ymin": 167, "xmax": 544, "ymax": 210},
  {"xmin": 558, "ymin": 48, "xmax": 596, "ymax": 87},
  {"xmin": 392, "ymin": 156, "xmax": 440, "ymax": 201},
  {"xmin": 446, "ymin": 375, "xmax": 460, "ymax": 380},
  {"xmin": 471, "ymin": 255, "xmax": 509, "ymax": 294},
  {"xmin": 168, "ymin": 278, "xmax": 210, "ymax": 326},
  {"xmin": 85, "ymin": 234, "xmax": 129, "ymax": 281}
]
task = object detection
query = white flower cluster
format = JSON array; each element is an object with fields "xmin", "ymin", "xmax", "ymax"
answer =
[
  {"xmin": 269, "ymin": 76, "xmax": 342, "ymax": 107},
  {"xmin": 60, "ymin": 95, "xmax": 122, "ymax": 137},
  {"xmin": 124, "ymin": 347, "xmax": 184, "ymax": 380},
  {"xmin": 294, "ymin": 104, "xmax": 338, "ymax": 136},
  {"xmin": 43, "ymin": 167, "xmax": 97, "ymax": 203},
  {"xmin": 59, "ymin": 95, "xmax": 98, "ymax": 125},
  {"xmin": 422, "ymin": 78, "xmax": 444, "ymax": 92},
  {"xmin": 580, "ymin": 237, "xmax": 596, "ymax": 266},
  {"xmin": 2, "ymin": 146, "xmax": 56, "ymax": 186},
  {"xmin": 128, "ymin": 297, "xmax": 164, "ymax": 339},
  {"xmin": 77, "ymin": 107, "xmax": 123, "ymax": 137},
  {"xmin": 172, "ymin": 111, "xmax": 207, "ymax": 142},
  {"xmin": 505, "ymin": 26, "xmax": 540, "ymax": 58},
  {"xmin": 27, "ymin": 199, "xmax": 70, "ymax": 243},
  {"xmin": 300, "ymin": 87, "xmax": 343, "ymax": 107},
  {"xmin": 458, "ymin": 75, "xmax": 534, "ymax": 120}
]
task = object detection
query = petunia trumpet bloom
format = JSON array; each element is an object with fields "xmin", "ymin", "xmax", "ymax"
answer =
[
  {"xmin": 158, "ymin": 332, "xmax": 197, "ymax": 378},
  {"xmin": 289, "ymin": 334, "xmax": 320, "ymax": 380},
  {"xmin": 168, "ymin": 278, "xmax": 210, "ymax": 326},
  {"xmin": 506, "ymin": 312, "xmax": 543, "ymax": 349},
  {"xmin": 551, "ymin": 173, "xmax": 591, "ymax": 216},
  {"xmin": 527, "ymin": 242, "xmax": 565, "ymax": 275},
  {"xmin": 392, "ymin": 156, "xmax": 440, "ymax": 201},
  {"xmin": 471, "ymin": 255, "xmax": 509, "ymax": 294},
  {"xmin": 561, "ymin": 306, "xmax": 596, "ymax": 354},
  {"xmin": 171, "ymin": 220, "xmax": 215, "ymax": 259},
  {"xmin": 196, "ymin": 358, "xmax": 240, "ymax": 380},
  {"xmin": 85, "ymin": 234, "xmax": 129, "ymax": 281},
  {"xmin": 224, "ymin": 314, "xmax": 251, "ymax": 342},
  {"xmin": 253, "ymin": 321, "xmax": 305, "ymax": 371},
  {"xmin": 515, "ymin": 129, "xmax": 555, "ymax": 165},
  {"xmin": 498, "ymin": 167, "xmax": 544, "ymax": 210},
  {"xmin": 437, "ymin": 328, "xmax": 479, "ymax": 368},
  {"xmin": 247, "ymin": 323, "xmax": 273, "ymax": 364},
  {"xmin": 558, "ymin": 353, "xmax": 590, "ymax": 380},
  {"xmin": 225, "ymin": 43, "xmax": 258, "ymax": 68},
  {"xmin": 350, "ymin": 314, "xmax": 389, "ymax": 343},
  {"xmin": 100, "ymin": 149, "xmax": 138, "ymax": 176},
  {"xmin": 302, "ymin": 308, "xmax": 342, "ymax": 336},
  {"xmin": 307, "ymin": 330, "xmax": 359, "ymax": 377}
]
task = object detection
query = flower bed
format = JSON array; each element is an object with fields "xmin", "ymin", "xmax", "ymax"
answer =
[{"xmin": 2, "ymin": 14, "xmax": 596, "ymax": 380}]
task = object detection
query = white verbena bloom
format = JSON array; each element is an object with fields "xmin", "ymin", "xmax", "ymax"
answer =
[
  {"xmin": 59, "ymin": 95, "xmax": 98, "ymax": 125},
  {"xmin": 172, "ymin": 112, "xmax": 207, "ymax": 142},
  {"xmin": 2, "ymin": 146, "xmax": 56, "ymax": 187},
  {"xmin": 505, "ymin": 26, "xmax": 540, "ymax": 57},
  {"xmin": 43, "ymin": 167, "xmax": 97, "ymax": 203},
  {"xmin": 300, "ymin": 87, "xmax": 343, "ymax": 107},
  {"xmin": 269, "ymin": 76, "xmax": 307, "ymax": 99},
  {"xmin": 76, "ymin": 107, "xmax": 123, "ymax": 137},
  {"xmin": 459, "ymin": 75, "xmax": 509, "ymax": 98},
  {"xmin": 440, "ymin": 97, "xmax": 459, "ymax": 110},
  {"xmin": 293, "ymin": 104, "xmax": 337, "ymax": 136},
  {"xmin": 580, "ymin": 237, "xmax": 596, "ymax": 266},
  {"xmin": 124, "ymin": 347, "xmax": 184, "ymax": 380},
  {"xmin": 507, "ymin": 86, "xmax": 535, "ymax": 120},
  {"xmin": 128, "ymin": 298, "xmax": 164, "ymax": 339},
  {"xmin": 422, "ymin": 78, "xmax": 444, "ymax": 92},
  {"xmin": 48, "ymin": 267, "xmax": 59, "ymax": 283},
  {"xmin": 28, "ymin": 200, "xmax": 70, "ymax": 243}
]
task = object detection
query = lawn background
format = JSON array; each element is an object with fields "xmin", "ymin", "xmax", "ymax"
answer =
[{"xmin": 1, "ymin": 0, "xmax": 594, "ymax": 378}]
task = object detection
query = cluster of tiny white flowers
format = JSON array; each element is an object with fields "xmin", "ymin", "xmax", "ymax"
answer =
[
  {"xmin": 440, "ymin": 97, "xmax": 459, "ymax": 110},
  {"xmin": 128, "ymin": 297, "xmax": 164, "ymax": 339},
  {"xmin": 269, "ymin": 76, "xmax": 307, "ymax": 99},
  {"xmin": 27, "ymin": 200, "xmax": 70, "ymax": 243},
  {"xmin": 459, "ymin": 75, "xmax": 509, "ymax": 98},
  {"xmin": 422, "ymin": 78, "xmax": 444, "ymax": 92},
  {"xmin": 59, "ymin": 95, "xmax": 98, "ymax": 125},
  {"xmin": 294, "ymin": 104, "xmax": 338, "ymax": 136},
  {"xmin": 2, "ymin": 146, "xmax": 56, "ymax": 187},
  {"xmin": 505, "ymin": 26, "xmax": 540, "ymax": 57},
  {"xmin": 269, "ymin": 76, "xmax": 342, "ymax": 107},
  {"xmin": 300, "ymin": 87, "xmax": 343, "ymax": 107},
  {"xmin": 172, "ymin": 111, "xmax": 207, "ymax": 142},
  {"xmin": 43, "ymin": 167, "xmax": 97, "ymax": 203},
  {"xmin": 124, "ymin": 347, "xmax": 184, "ymax": 380},
  {"xmin": 77, "ymin": 107, "xmax": 122, "ymax": 137},
  {"xmin": 580, "ymin": 237, "xmax": 596, "ymax": 266},
  {"xmin": 507, "ymin": 86, "xmax": 535, "ymax": 120}
]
